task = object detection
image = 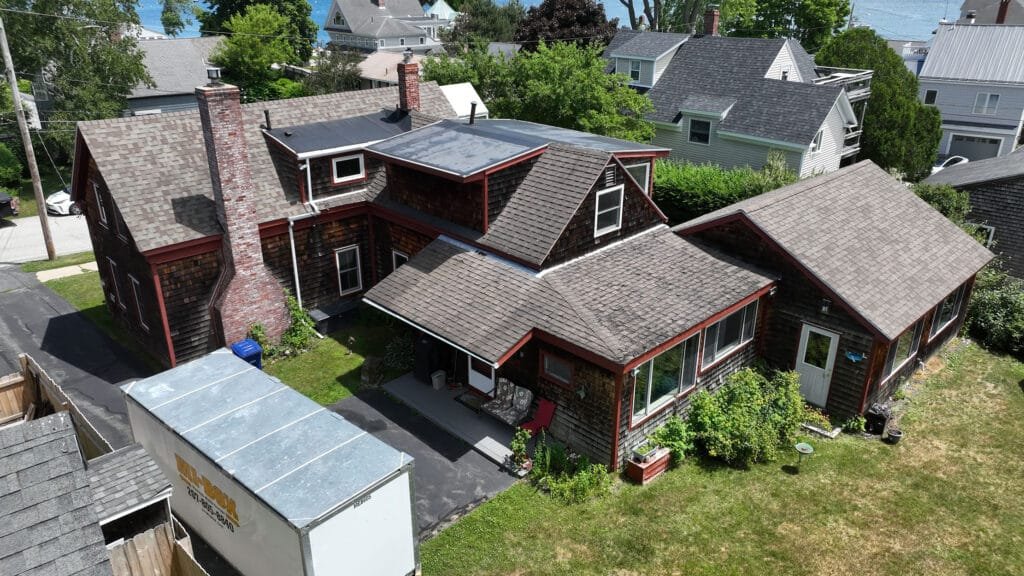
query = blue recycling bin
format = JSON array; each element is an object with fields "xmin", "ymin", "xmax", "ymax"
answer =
[{"xmin": 231, "ymin": 338, "xmax": 263, "ymax": 370}]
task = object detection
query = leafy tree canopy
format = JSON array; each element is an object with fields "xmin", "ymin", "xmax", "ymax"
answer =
[
  {"xmin": 199, "ymin": 0, "xmax": 316, "ymax": 62},
  {"xmin": 159, "ymin": 0, "xmax": 200, "ymax": 36},
  {"xmin": 730, "ymin": 0, "xmax": 849, "ymax": 52},
  {"xmin": 302, "ymin": 49, "xmax": 362, "ymax": 95},
  {"xmin": 514, "ymin": 0, "xmax": 618, "ymax": 49},
  {"xmin": 211, "ymin": 4, "xmax": 299, "ymax": 98},
  {"xmin": 442, "ymin": 0, "xmax": 524, "ymax": 52},
  {"xmin": 817, "ymin": 28, "xmax": 941, "ymax": 181},
  {"xmin": 911, "ymin": 182, "xmax": 971, "ymax": 224},
  {"xmin": 617, "ymin": 0, "xmax": 754, "ymax": 33},
  {"xmin": 423, "ymin": 42, "xmax": 654, "ymax": 142}
]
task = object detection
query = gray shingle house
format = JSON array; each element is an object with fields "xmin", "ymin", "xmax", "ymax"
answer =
[
  {"xmin": 606, "ymin": 27, "xmax": 873, "ymax": 177},
  {"xmin": 919, "ymin": 24, "xmax": 1024, "ymax": 160},
  {"xmin": 127, "ymin": 36, "xmax": 223, "ymax": 116},
  {"xmin": 324, "ymin": 0, "xmax": 450, "ymax": 52},
  {"xmin": 925, "ymin": 147, "xmax": 1024, "ymax": 277}
]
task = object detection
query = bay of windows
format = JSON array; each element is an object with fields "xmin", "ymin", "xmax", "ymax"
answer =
[
  {"xmin": 702, "ymin": 301, "xmax": 758, "ymax": 367},
  {"xmin": 632, "ymin": 333, "xmax": 699, "ymax": 423}
]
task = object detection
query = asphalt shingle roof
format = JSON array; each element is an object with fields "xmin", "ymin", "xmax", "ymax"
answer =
[
  {"xmin": 78, "ymin": 82, "xmax": 455, "ymax": 252},
  {"xmin": 678, "ymin": 161, "xmax": 994, "ymax": 339},
  {"xmin": 923, "ymin": 147, "xmax": 1024, "ymax": 188},
  {"xmin": 0, "ymin": 413, "xmax": 112, "ymax": 576},
  {"xmin": 131, "ymin": 36, "xmax": 223, "ymax": 99},
  {"xmin": 608, "ymin": 30, "xmax": 690, "ymax": 59},
  {"xmin": 365, "ymin": 227, "xmax": 774, "ymax": 365},
  {"xmin": 327, "ymin": 0, "xmax": 431, "ymax": 37},
  {"xmin": 647, "ymin": 36, "xmax": 843, "ymax": 145},
  {"xmin": 920, "ymin": 24, "xmax": 1024, "ymax": 83},
  {"xmin": 86, "ymin": 444, "xmax": 171, "ymax": 524}
]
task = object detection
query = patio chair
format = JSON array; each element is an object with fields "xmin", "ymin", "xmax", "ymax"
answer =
[
  {"xmin": 521, "ymin": 398, "xmax": 556, "ymax": 436},
  {"xmin": 481, "ymin": 380, "xmax": 533, "ymax": 427}
]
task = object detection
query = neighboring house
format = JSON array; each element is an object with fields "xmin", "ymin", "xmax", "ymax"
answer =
[
  {"xmin": 424, "ymin": 0, "xmax": 459, "ymax": 20},
  {"xmin": 324, "ymin": 0, "xmax": 450, "ymax": 53},
  {"xmin": 606, "ymin": 10, "xmax": 873, "ymax": 177},
  {"xmin": 438, "ymin": 82, "xmax": 489, "ymax": 119},
  {"xmin": 924, "ymin": 147, "xmax": 1024, "ymax": 277},
  {"xmin": 888, "ymin": 39, "xmax": 930, "ymax": 76},
  {"xmin": 919, "ymin": 24, "xmax": 1024, "ymax": 160},
  {"xmin": 358, "ymin": 50, "xmax": 424, "ymax": 88},
  {"xmin": 127, "ymin": 36, "xmax": 223, "ymax": 116},
  {"xmin": 676, "ymin": 161, "xmax": 992, "ymax": 417},
  {"xmin": 958, "ymin": 0, "xmax": 1024, "ymax": 24},
  {"xmin": 487, "ymin": 42, "xmax": 522, "ymax": 58}
]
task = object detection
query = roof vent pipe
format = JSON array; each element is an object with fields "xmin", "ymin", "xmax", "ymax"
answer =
[
  {"xmin": 966, "ymin": 9, "xmax": 976, "ymax": 23},
  {"xmin": 264, "ymin": 109, "xmax": 272, "ymax": 130},
  {"xmin": 469, "ymin": 101, "xmax": 477, "ymax": 124}
]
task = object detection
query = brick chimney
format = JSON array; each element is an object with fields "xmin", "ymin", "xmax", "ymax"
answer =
[
  {"xmin": 997, "ymin": 0, "xmax": 1011, "ymax": 23},
  {"xmin": 195, "ymin": 79, "xmax": 289, "ymax": 347},
  {"xmin": 704, "ymin": 5, "xmax": 720, "ymax": 36},
  {"xmin": 397, "ymin": 49, "xmax": 420, "ymax": 112}
]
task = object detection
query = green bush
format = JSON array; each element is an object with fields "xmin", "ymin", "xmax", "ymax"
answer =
[
  {"xmin": 802, "ymin": 406, "xmax": 833, "ymax": 431},
  {"xmin": 841, "ymin": 415, "xmax": 866, "ymax": 433},
  {"xmin": 532, "ymin": 432, "xmax": 611, "ymax": 504},
  {"xmin": 0, "ymin": 143, "xmax": 22, "ymax": 187},
  {"xmin": 647, "ymin": 415, "xmax": 694, "ymax": 465},
  {"xmin": 688, "ymin": 368, "xmax": 804, "ymax": 467},
  {"xmin": 652, "ymin": 152, "xmax": 797, "ymax": 224},
  {"xmin": 279, "ymin": 291, "xmax": 318, "ymax": 354},
  {"xmin": 911, "ymin": 183, "xmax": 971, "ymax": 223},
  {"xmin": 967, "ymin": 265, "xmax": 1024, "ymax": 357}
]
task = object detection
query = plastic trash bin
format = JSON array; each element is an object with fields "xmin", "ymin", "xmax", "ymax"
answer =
[
  {"xmin": 231, "ymin": 338, "xmax": 263, "ymax": 370},
  {"xmin": 431, "ymin": 370, "xmax": 446, "ymax": 390}
]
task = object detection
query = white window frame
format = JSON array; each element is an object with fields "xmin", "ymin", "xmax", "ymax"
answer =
[
  {"xmin": 930, "ymin": 284, "xmax": 966, "ymax": 339},
  {"xmin": 631, "ymin": 332, "xmax": 700, "ymax": 426},
  {"xmin": 332, "ymin": 153, "xmax": 365, "ymax": 184},
  {"xmin": 810, "ymin": 129, "xmax": 824, "ymax": 153},
  {"xmin": 924, "ymin": 89, "xmax": 937, "ymax": 105},
  {"xmin": 392, "ymin": 249, "xmax": 408, "ymax": 270},
  {"xmin": 335, "ymin": 245, "xmax": 363, "ymax": 296},
  {"xmin": 629, "ymin": 60, "xmax": 641, "ymax": 82},
  {"xmin": 971, "ymin": 223, "xmax": 995, "ymax": 247},
  {"xmin": 128, "ymin": 274, "xmax": 149, "ymax": 332},
  {"xmin": 884, "ymin": 320, "xmax": 923, "ymax": 379},
  {"xmin": 94, "ymin": 182, "xmax": 108, "ymax": 227},
  {"xmin": 378, "ymin": 39, "xmax": 385, "ymax": 48},
  {"xmin": 593, "ymin": 184, "xmax": 624, "ymax": 238},
  {"xmin": 624, "ymin": 162, "xmax": 651, "ymax": 194},
  {"xmin": 973, "ymin": 92, "xmax": 999, "ymax": 115},
  {"xmin": 688, "ymin": 119, "xmax": 711, "ymax": 145},
  {"xmin": 106, "ymin": 257, "xmax": 124, "ymax": 308},
  {"xmin": 701, "ymin": 300, "xmax": 758, "ymax": 370}
]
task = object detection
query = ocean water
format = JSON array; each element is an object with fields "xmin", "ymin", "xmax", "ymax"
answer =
[{"xmin": 135, "ymin": 0, "xmax": 952, "ymax": 42}]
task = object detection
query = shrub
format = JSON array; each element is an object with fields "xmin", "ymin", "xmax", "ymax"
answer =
[
  {"xmin": 0, "ymin": 143, "xmax": 21, "ymax": 187},
  {"xmin": 279, "ymin": 291, "xmax": 317, "ymax": 354},
  {"xmin": 841, "ymin": 415, "xmax": 866, "ymax": 433},
  {"xmin": 967, "ymin": 265, "xmax": 1024, "ymax": 357},
  {"xmin": 688, "ymin": 368, "xmax": 804, "ymax": 467},
  {"xmin": 531, "ymin": 433, "xmax": 611, "ymax": 503},
  {"xmin": 802, "ymin": 406, "xmax": 833, "ymax": 431},
  {"xmin": 911, "ymin": 183, "xmax": 971, "ymax": 223},
  {"xmin": 647, "ymin": 415, "xmax": 694, "ymax": 465},
  {"xmin": 510, "ymin": 427, "xmax": 532, "ymax": 468}
]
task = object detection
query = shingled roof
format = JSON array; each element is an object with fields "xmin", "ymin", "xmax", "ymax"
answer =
[
  {"xmin": 0, "ymin": 413, "xmax": 112, "ymax": 576},
  {"xmin": 131, "ymin": 36, "xmax": 223, "ymax": 99},
  {"xmin": 86, "ymin": 444, "xmax": 171, "ymax": 524},
  {"xmin": 607, "ymin": 30, "xmax": 690, "ymax": 59},
  {"xmin": 76, "ymin": 83, "xmax": 455, "ymax": 253},
  {"xmin": 365, "ymin": 227, "xmax": 773, "ymax": 365},
  {"xmin": 647, "ymin": 36, "xmax": 843, "ymax": 146},
  {"xmin": 677, "ymin": 161, "xmax": 994, "ymax": 340},
  {"xmin": 326, "ymin": 0, "xmax": 432, "ymax": 37},
  {"xmin": 923, "ymin": 147, "xmax": 1024, "ymax": 188}
]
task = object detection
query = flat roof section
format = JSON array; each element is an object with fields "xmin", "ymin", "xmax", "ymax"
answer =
[{"xmin": 265, "ymin": 110, "xmax": 413, "ymax": 157}]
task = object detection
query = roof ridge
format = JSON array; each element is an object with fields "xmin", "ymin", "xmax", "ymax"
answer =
[{"xmin": 741, "ymin": 160, "xmax": 872, "ymax": 216}]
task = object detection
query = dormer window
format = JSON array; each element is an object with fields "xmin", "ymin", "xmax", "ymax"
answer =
[
  {"xmin": 333, "ymin": 12, "xmax": 345, "ymax": 26},
  {"xmin": 594, "ymin": 185, "xmax": 624, "ymax": 238},
  {"xmin": 332, "ymin": 154, "xmax": 365, "ymax": 184},
  {"xmin": 629, "ymin": 60, "xmax": 641, "ymax": 82}
]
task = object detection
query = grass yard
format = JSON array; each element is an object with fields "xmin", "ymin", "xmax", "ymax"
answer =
[
  {"xmin": 421, "ymin": 343, "xmax": 1024, "ymax": 575},
  {"xmin": 21, "ymin": 251, "xmax": 94, "ymax": 273},
  {"xmin": 265, "ymin": 311, "xmax": 409, "ymax": 406},
  {"xmin": 15, "ymin": 160, "xmax": 68, "ymax": 219}
]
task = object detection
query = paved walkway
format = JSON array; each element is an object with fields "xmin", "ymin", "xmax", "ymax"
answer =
[
  {"xmin": 35, "ymin": 260, "xmax": 98, "ymax": 282},
  {"xmin": 0, "ymin": 214, "xmax": 92, "ymax": 264}
]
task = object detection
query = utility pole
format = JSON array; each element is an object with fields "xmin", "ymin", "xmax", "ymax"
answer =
[{"xmin": 0, "ymin": 15, "xmax": 55, "ymax": 260}]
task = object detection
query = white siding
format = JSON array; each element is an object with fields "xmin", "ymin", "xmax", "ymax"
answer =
[
  {"xmin": 616, "ymin": 58, "xmax": 655, "ymax": 87},
  {"xmin": 765, "ymin": 44, "xmax": 802, "ymax": 82},
  {"xmin": 653, "ymin": 119, "xmax": 803, "ymax": 172},
  {"xmin": 799, "ymin": 102, "xmax": 846, "ymax": 177},
  {"xmin": 653, "ymin": 52, "xmax": 674, "ymax": 87},
  {"xmin": 920, "ymin": 79, "xmax": 1024, "ymax": 157}
]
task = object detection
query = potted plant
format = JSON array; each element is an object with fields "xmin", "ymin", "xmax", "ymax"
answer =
[
  {"xmin": 510, "ymin": 427, "xmax": 533, "ymax": 473},
  {"xmin": 626, "ymin": 439, "xmax": 671, "ymax": 485},
  {"xmin": 631, "ymin": 440, "xmax": 658, "ymax": 463},
  {"xmin": 884, "ymin": 427, "xmax": 904, "ymax": 444}
]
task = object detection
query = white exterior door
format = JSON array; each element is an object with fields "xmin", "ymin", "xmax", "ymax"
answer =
[
  {"xmin": 467, "ymin": 356, "xmax": 495, "ymax": 395},
  {"xmin": 795, "ymin": 323, "xmax": 839, "ymax": 407}
]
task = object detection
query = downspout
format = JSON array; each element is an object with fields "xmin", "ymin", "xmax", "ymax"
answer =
[{"xmin": 289, "ymin": 159, "xmax": 320, "ymax": 309}]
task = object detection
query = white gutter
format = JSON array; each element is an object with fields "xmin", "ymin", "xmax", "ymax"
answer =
[{"xmin": 289, "ymin": 159, "xmax": 320, "ymax": 308}]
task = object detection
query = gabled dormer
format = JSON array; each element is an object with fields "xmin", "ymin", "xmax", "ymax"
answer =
[{"xmin": 606, "ymin": 31, "xmax": 690, "ymax": 89}]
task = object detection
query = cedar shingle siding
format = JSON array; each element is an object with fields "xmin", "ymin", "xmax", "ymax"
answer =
[
  {"xmin": 964, "ymin": 178, "xmax": 1024, "ymax": 278},
  {"xmin": 157, "ymin": 250, "xmax": 222, "ymax": 363}
]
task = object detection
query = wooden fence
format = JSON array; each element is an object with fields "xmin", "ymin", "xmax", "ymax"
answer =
[{"xmin": 108, "ymin": 522, "xmax": 210, "ymax": 576}]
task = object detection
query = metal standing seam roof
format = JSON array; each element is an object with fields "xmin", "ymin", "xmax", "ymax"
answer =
[
  {"xmin": 677, "ymin": 161, "xmax": 994, "ymax": 340},
  {"xmin": 921, "ymin": 24, "xmax": 1024, "ymax": 83},
  {"xmin": 265, "ymin": 111, "xmax": 413, "ymax": 156},
  {"xmin": 122, "ymin": 350, "xmax": 412, "ymax": 529}
]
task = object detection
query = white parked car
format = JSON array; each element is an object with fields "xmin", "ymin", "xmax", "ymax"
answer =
[
  {"xmin": 931, "ymin": 155, "xmax": 969, "ymax": 175},
  {"xmin": 45, "ymin": 187, "xmax": 81, "ymax": 215}
]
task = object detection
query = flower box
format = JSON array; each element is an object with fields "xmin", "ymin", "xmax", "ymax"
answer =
[{"xmin": 625, "ymin": 447, "xmax": 671, "ymax": 485}]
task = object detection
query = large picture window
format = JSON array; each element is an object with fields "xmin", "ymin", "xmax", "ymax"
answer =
[
  {"xmin": 885, "ymin": 321, "xmax": 923, "ymax": 378},
  {"xmin": 632, "ymin": 333, "xmax": 700, "ymax": 423},
  {"xmin": 702, "ymin": 300, "xmax": 758, "ymax": 368},
  {"xmin": 332, "ymin": 154, "xmax": 365, "ymax": 184},
  {"xmin": 930, "ymin": 284, "xmax": 966, "ymax": 338},
  {"xmin": 335, "ymin": 245, "xmax": 362, "ymax": 296},
  {"xmin": 594, "ymin": 185, "xmax": 624, "ymax": 237}
]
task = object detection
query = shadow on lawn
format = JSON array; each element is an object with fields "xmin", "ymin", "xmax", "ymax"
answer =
[{"xmin": 324, "ymin": 308, "xmax": 411, "ymax": 391}]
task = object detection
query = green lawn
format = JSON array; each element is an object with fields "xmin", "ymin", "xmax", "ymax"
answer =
[
  {"xmin": 21, "ymin": 251, "xmax": 94, "ymax": 273},
  {"xmin": 15, "ymin": 160, "xmax": 68, "ymax": 219},
  {"xmin": 265, "ymin": 311, "xmax": 409, "ymax": 406},
  {"xmin": 421, "ymin": 343, "xmax": 1024, "ymax": 575}
]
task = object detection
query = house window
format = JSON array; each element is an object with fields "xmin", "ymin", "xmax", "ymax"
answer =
[
  {"xmin": 106, "ymin": 257, "xmax": 123, "ymax": 307},
  {"xmin": 625, "ymin": 162, "xmax": 650, "ymax": 194},
  {"xmin": 632, "ymin": 333, "xmax": 700, "ymax": 423},
  {"xmin": 128, "ymin": 274, "xmax": 149, "ymax": 331},
  {"xmin": 702, "ymin": 300, "xmax": 758, "ymax": 368},
  {"xmin": 689, "ymin": 119, "xmax": 711, "ymax": 144},
  {"xmin": 541, "ymin": 352, "xmax": 572, "ymax": 385},
  {"xmin": 593, "ymin": 184, "xmax": 624, "ymax": 237},
  {"xmin": 94, "ymin": 183, "xmax": 108, "ymax": 227},
  {"xmin": 810, "ymin": 129, "xmax": 824, "ymax": 153},
  {"xmin": 335, "ymin": 245, "xmax": 362, "ymax": 296},
  {"xmin": 885, "ymin": 321, "xmax": 923, "ymax": 378},
  {"xmin": 781, "ymin": 69, "xmax": 789, "ymax": 81},
  {"xmin": 629, "ymin": 60, "xmax": 641, "ymax": 82},
  {"xmin": 378, "ymin": 39, "xmax": 385, "ymax": 47},
  {"xmin": 333, "ymin": 13, "xmax": 345, "ymax": 26},
  {"xmin": 930, "ymin": 284, "xmax": 966, "ymax": 338},
  {"xmin": 924, "ymin": 89, "xmax": 937, "ymax": 105},
  {"xmin": 973, "ymin": 93, "xmax": 999, "ymax": 115},
  {"xmin": 332, "ymin": 154, "xmax": 365, "ymax": 184},
  {"xmin": 419, "ymin": 36, "xmax": 425, "ymax": 44},
  {"xmin": 392, "ymin": 250, "xmax": 408, "ymax": 269},
  {"xmin": 972, "ymin": 223, "xmax": 995, "ymax": 247},
  {"xmin": 400, "ymin": 38, "xmax": 406, "ymax": 46}
]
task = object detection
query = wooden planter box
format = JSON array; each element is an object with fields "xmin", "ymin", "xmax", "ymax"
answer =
[{"xmin": 625, "ymin": 447, "xmax": 671, "ymax": 485}]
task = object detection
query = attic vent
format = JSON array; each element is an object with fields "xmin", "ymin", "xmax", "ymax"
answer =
[{"xmin": 604, "ymin": 167, "xmax": 616, "ymax": 187}]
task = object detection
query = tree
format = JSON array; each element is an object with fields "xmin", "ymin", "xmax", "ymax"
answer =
[
  {"xmin": 211, "ymin": 4, "xmax": 299, "ymax": 98},
  {"xmin": 199, "ymin": 0, "xmax": 316, "ymax": 63},
  {"xmin": 159, "ymin": 0, "xmax": 197, "ymax": 36},
  {"xmin": 441, "ymin": 0, "xmax": 524, "ymax": 52},
  {"xmin": 911, "ymin": 183, "xmax": 971, "ymax": 224},
  {"xmin": 514, "ymin": 0, "xmax": 618, "ymax": 49},
  {"xmin": 3, "ymin": 0, "xmax": 151, "ymax": 157},
  {"xmin": 302, "ymin": 50, "xmax": 362, "ymax": 95},
  {"xmin": 730, "ymin": 0, "xmax": 849, "ymax": 52},
  {"xmin": 617, "ymin": 0, "xmax": 755, "ymax": 33},
  {"xmin": 817, "ymin": 28, "xmax": 941, "ymax": 181},
  {"xmin": 423, "ymin": 42, "xmax": 654, "ymax": 142}
]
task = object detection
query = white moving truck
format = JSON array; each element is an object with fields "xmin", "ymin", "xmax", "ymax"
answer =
[{"xmin": 123, "ymin": 350, "xmax": 417, "ymax": 576}]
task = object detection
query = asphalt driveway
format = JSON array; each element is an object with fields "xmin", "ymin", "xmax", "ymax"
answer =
[{"xmin": 332, "ymin": 389, "xmax": 517, "ymax": 539}]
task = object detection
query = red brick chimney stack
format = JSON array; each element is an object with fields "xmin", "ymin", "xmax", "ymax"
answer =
[
  {"xmin": 195, "ymin": 78, "xmax": 288, "ymax": 347},
  {"xmin": 997, "ymin": 0, "xmax": 1011, "ymax": 23},
  {"xmin": 704, "ymin": 6, "xmax": 720, "ymax": 36},
  {"xmin": 397, "ymin": 48, "xmax": 420, "ymax": 112}
]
